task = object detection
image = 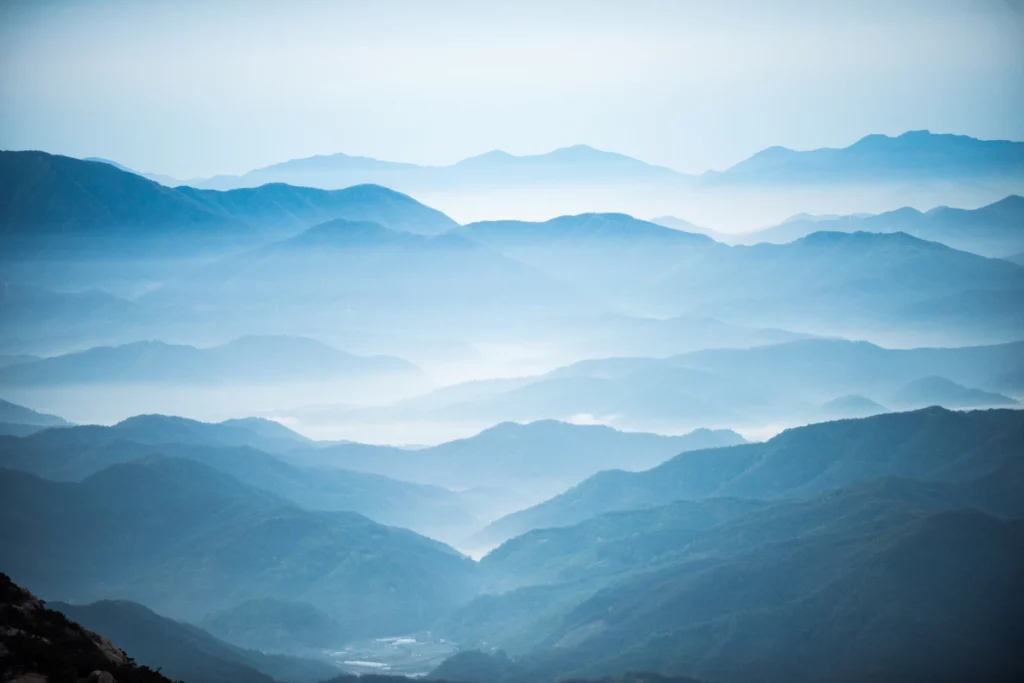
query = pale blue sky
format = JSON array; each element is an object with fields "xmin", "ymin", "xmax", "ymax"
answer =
[{"xmin": 1, "ymin": 0, "xmax": 1022, "ymax": 178}]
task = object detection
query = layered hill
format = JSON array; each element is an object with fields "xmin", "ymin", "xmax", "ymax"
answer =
[{"xmin": 0, "ymin": 456, "xmax": 478, "ymax": 634}]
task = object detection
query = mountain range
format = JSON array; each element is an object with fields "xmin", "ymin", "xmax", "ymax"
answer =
[
  {"xmin": 0, "ymin": 455, "xmax": 478, "ymax": 635},
  {"xmin": 736, "ymin": 194, "xmax": 1024, "ymax": 258},
  {"xmin": 0, "ymin": 335, "xmax": 420, "ymax": 386},
  {"xmin": 106, "ymin": 131, "xmax": 1024, "ymax": 194},
  {"xmin": 477, "ymin": 407, "xmax": 1024, "ymax": 544}
]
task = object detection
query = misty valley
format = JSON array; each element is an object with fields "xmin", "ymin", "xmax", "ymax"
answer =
[
  {"xmin": 3, "ymin": 1, "xmax": 1024, "ymax": 672},
  {"xmin": 1, "ymin": 129, "xmax": 1022, "ymax": 683}
]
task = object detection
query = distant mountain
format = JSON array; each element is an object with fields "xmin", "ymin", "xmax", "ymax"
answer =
[
  {"xmin": 0, "ymin": 416, "xmax": 478, "ymax": 541},
  {"xmin": 0, "ymin": 397, "xmax": 70, "ymax": 427},
  {"xmin": 461, "ymin": 213, "xmax": 714, "ymax": 304},
  {"xmin": 84, "ymin": 156, "xmax": 181, "ymax": 187},
  {"xmin": 0, "ymin": 456, "xmax": 477, "ymax": 634},
  {"xmin": 303, "ymin": 421, "xmax": 745, "ymax": 509},
  {"xmin": 147, "ymin": 218, "xmax": 594, "ymax": 331},
  {"xmin": 817, "ymin": 394, "xmax": 889, "ymax": 419},
  {"xmin": 176, "ymin": 182, "xmax": 459, "ymax": 235},
  {"xmin": 193, "ymin": 145, "xmax": 687, "ymax": 191},
  {"xmin": 393, "ymin": 339, "xmax": 1023, "ymax": 433},
  {"xmin": 741, "ymin": 195, "xmax": 1024, "ymax": 258},
  {"xmin": 477, "ymin": 407, "xmax": 1024, "ymax": 544},
  {"xmin": 891, "ymin": 375, "xmax": 1018, "ymax": 408},
  {"xmin": 0, "ymin": 151, "xmax": 250, "ymax": 255},
  {"xmin": 705, "ymin": 130, "xmax": 1024, "ymax": 184},
  {"xmin": 654, "ymin": 230, "xmax": 1024, "ymax": 332},
  {"xmin": 649, "ymin": 216, "xmax": 734, "ymax": 243},
  {"xmin": 54, "ymin": 599, "xmax": 337, "ymax": 683},
  {"xmin": 1, "ymin": 573, "xmax": 174, "ymax": 683},
  {"xmin": 0, "ymin": 335, "xmax": 420, "ymax": 385},
  {"xmin": 0, "ymin": 151, "xmax": 460, "ymax": 261},
  {"xmin": 197, "ymin": 597, "xmax": 348, "ymax": 652}
]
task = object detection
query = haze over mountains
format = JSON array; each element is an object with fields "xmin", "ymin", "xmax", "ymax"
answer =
[
  {"xmin": 80, "ymin": 130, "xmax": 1024, "ymax": 228},
  {"xmin": 2, "ymin": 125, "xmax": 1022, "ymax": 683}
]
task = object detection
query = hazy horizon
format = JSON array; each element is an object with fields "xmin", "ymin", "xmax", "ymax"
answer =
[{"xmin": 3, "ymin": 0, "xmax": 1024, "ymax": 179}]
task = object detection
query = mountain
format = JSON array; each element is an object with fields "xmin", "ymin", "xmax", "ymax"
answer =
[
  {"xmin": 0, "ymin": 416, "xmax": 478, "ymax": 541},
  {"xmin": 0, "ymin": 150, "xmax": 461, "ymax": 277},
  {"xmin": 438, "ymin": 468, "xmax": 1024, "ymax": 683},
  {"xmin": 1, "ymin": 573, "xmax": 174, "ymax": 683},
  {"xmin": 84, "ymin": 156, "xmax": 181, "ymax": 187},
  {"xmin": 0, "ymin": 397, "xmax": 70, "ymax": 427},
  {"xmin": 197, "ymin": 597, "xmax": 348, "ymax": 652},
  {"xmin": 477, "ymin": 407, "xmax": 1024, "ymax": 544},
  {"xmin": 460, "ymin": 213, "xmax": 714, "ymax": 308},
  {"xmin": 54, "ymin": 599, "xmax": 337, "ymax": 683},
  {"xmin": 295, "ymin": 421, "xmax": 745, "ymax": 515},
  {"xmin": 891, "ymin": 375, "xmax": 1018, "ymax": 408},
  {"xmin": 706, "ymin": 130, "xmax": 1024, "ymax": 184},
  {"xmin": 653, "ymin": 231, "xmax": 1024, "ymax": 336},
  {"xmin": 817, "ymin": 394, "xmax": 889, "ymax": 419},
  {"xmin": 176, "ymin": 182, "xmax": 459, "ymax": 235},
  {"xmin": 192, "ymin": 145, "xmax": 686, "ymax": 192},
  {"xmin": 394, "ymin": 339, "xmax": 1023, "ymax": 434},
  {"xmin": 742, "ymin": 195, "xmax": 1024, "ymax": 258},
  {"xmin": 0, "ymin": 335, "xmax": 420, "ymax": 385},
  {"xmin": 0, "ymin": 151, "xmax": 251, "ymax": 256},
  {"xmin": 147, "ymin": 218, "xmax": 594, "ymax": 332},
  {"xmin": 528, "ymin": 509, "xmax": 1024, "ymax": 683},
  {"xmin": 649, "ymin": 216, "xmax": 734, "ymax": 243},
  {"xmin": 0, "ymin": 456, "xmax": 478, "ymax": 634}
]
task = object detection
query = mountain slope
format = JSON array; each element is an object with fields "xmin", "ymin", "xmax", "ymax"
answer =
[
  {"xmin": 177, "ymin": 182, "xmax": 459, "ymax": 235},
  {"xmin": 707, "ymin": 130, "xmax": 1024, "ymax": 184},
  {"xmin": 193, "ymin": 145, "xmax": 686, "ymax": 191},
  {"xmin": 54, "ymin": 599, "xmax": 337, "ymax": 683},
  {"xmin": 307, "ymin": 420, "xmax": 744, "ymax": 496},
  {"xmin": 0, "ymin": 397, "xmax": 70, "ymax": 427},
  {"xmin": 0, "ymin": 456, "xmax": 478, "ymax": 634},
  {"xmin": 0, "ymin": 335, "xmax": 420, "ymax": 385},
  {"xmin": 891, "ymin": 375, "xmax": 1018, "ymax": 408},
  {"xmin": 743, "ymin": 194, "xmax": 1024, "ymax": 258},
  {"xmin": 543, "ymin": 509, "xmax": 1024, "ymax": 683},
  {"xmin": 0, "ymin": 418, "xmax": 478, "ymax": 541},
  {"xmin": 0, "ymin": 573, "xmax": 174, "ymax": 683},
  {"xmin": 478, "ymin": 407, "xmax": 1024, "ymax": 543}
]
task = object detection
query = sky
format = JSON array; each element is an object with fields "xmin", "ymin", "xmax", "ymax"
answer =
[{"xmin": 1, "ymin": 0, "xmax": 1022, "ymax": 179}]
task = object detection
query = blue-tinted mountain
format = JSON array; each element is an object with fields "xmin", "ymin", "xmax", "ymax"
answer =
[
  {"xmin": 891, "ymin": 375, "xmax": 1018, "ymax": 408},
  {"xmin": 0, "ymin": 398, "xmax": 70, "ymax": 427},
  {"xmin": 197, "ymin": 597, "xmax": 348, "ymax": 652},
  {"xmin": 0, "ymin": 151, "xmax": 459, "ymax": 260},
  {"xmin": 0, "ymin": 335, "xmax": 420, "ymax": 385},
  {"xmin": 193, "ymin": 145, "xmax": 686, "ymax": 192},
  {"xmin": 402, "ymin": 339, "xmax": 1022, "ymax": 433},
  {"xmin": 706, "ymin": 130, "xmax": 1024, "ymax": 184},
  {"xmin": 177, "ymin": 182, "xmax": 458, "ymax": 235},
  {"xmin": 817, "ymin": 394, "xmax": 889, "ymax": 419},
  {"xmin": 148, "ymin": 219, "xmax": 595, "ymax": 330},
  {"xmin": 742, "ymin": 194, "xmax": 1024, "ymax": 258},
  {"xmin": 526, "ymin": 509, "xmax": 1024, "ymax": 683},
  {"xmin": 305, "ymin": 420, "xmax": 745, "ymax": 504},
  {"xmin": 478, "ymin": 407, "xmax": 1024, "ymax": 543},
  {"xmin": 655, "ymin": 231, "xmax": 1024, "ymax": 330},
  {"xmin": 53, "ymin": 599, "xmax": 337, "ymax": 683},
  {"xmin": 0, "ymin": 416, "xmax": 478, "ymax": 540},
  {"xmin": 0, "ymin": 456, "xmax": 477, "ymax": 634}
]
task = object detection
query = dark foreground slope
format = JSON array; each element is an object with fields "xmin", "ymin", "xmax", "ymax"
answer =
[
  {"xmin": 54, "ymin": 599, "xmax": 337, "ymax": 683},
  {"xmin": 0, "ymin": 572, "xmax": 173, "ymax": 683}
]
